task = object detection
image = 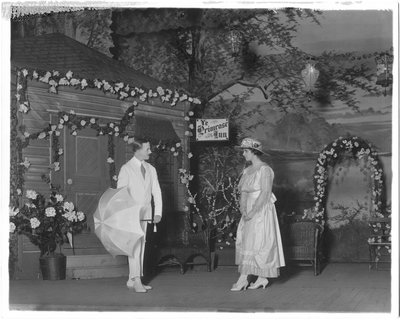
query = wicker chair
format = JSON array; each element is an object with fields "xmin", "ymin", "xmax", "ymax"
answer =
[
  {"xmin": 368, "ymin": 217, "xmax": 391, "ymax": 270},
  {"xmin": 152, "ymin": 211, "xmax": 212, "ymax": 274},
  {"xmin": 283, "ymin": 221, "xmax": 323, "ymax": 276}
]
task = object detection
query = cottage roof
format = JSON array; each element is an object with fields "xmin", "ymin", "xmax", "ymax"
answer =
[{"xmin": 11, "ymin": 33, "xmax": 167, "ymax": 90}]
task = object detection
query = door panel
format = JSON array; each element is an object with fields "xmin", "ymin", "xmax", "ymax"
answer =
[{"xmin": 63, "ymin": 127, "xmax": 110, "ymax": 252}]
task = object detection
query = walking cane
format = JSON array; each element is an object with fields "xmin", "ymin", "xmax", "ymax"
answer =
[{"xmin": 140, "ymin": 219, "xmax": 157, "ymax": 232}]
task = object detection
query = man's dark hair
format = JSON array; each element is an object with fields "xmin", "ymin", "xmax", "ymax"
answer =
[{"xmin": 132, "ymin": 137, "xmax": 151, "ymax": 153}]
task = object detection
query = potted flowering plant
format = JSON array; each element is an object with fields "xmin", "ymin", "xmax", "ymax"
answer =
[
  {"xmin": 9, "ymin": 188, "xmax": 86, "ymax": 279},
  {"xmin": 178, "ymin": 144, "xmax": 243, "ymax": 271}
]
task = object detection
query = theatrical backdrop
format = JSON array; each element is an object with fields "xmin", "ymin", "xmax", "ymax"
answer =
[{"xmin": 9, "ymin": 8, "xmax": 392, "ymax": 279}]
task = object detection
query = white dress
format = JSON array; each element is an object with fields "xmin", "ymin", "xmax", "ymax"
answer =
[{"xmin": 235, "ymin": 164, "xmax": 285, "ymax": 277}]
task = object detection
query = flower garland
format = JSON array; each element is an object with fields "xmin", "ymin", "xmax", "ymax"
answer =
[
  {"xmin": 15, "ymin": 68, "xmax": 201, "ymax": 115},
  {"xmin": 313, "ymin": 136, "xmax": 385, "ymax": 226}
]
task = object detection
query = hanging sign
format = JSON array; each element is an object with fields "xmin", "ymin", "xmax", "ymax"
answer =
[{"xmin": 196, "ymin": 119, "xmax": 229, "ymax": 141}]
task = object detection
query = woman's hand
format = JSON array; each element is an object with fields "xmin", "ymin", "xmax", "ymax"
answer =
[{"xmin": 243, "ymin": 210, "xmax": 254, "ymax": 221}]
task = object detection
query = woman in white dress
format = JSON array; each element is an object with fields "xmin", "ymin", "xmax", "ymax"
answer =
[{"xmin": 231, "ymin": 138, "xmax": 285, "ymax": 291}]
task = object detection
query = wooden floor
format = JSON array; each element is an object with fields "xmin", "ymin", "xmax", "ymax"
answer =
[{"xmin": 9, "ymin": 262, "xmax": 391, "ymax": 312}]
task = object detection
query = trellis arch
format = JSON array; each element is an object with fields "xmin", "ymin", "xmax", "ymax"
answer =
[{"xmin": 313, "ymin": 136, "xmax": 385, "ymax": 226}]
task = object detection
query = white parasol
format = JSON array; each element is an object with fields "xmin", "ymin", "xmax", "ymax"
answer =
[{"xmin": 93, "ymin": 187, "xmax": 145, "ymax": 257}]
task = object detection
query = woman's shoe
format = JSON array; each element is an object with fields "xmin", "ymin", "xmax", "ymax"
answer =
[
  {"xmin": 126, "ymin": 278, "xmax": 147, "ymax": 293},
  {"xmin": 230, "ymin": 279, "xmax": 249, "ymax": 292},
  {"xmin": 248, "ymin": 278, "xmax": 269, "ymax": 290}
]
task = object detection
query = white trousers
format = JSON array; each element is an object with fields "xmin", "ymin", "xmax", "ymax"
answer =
[{"xmin": 128, "ymin": 220, "xmax": 148, "ymax": 279}]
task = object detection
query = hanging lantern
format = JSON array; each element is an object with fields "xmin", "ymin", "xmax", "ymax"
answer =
[
  {"xmin": 375, "ymin": 52, "xmax": 393, "ymax": 96},
  {"xmin": 301, "ymin": 58, "xmax": 320, "ymax": 101},
  {"xmin": 227, "ymin": 28, "xmax": 242, "ymax": 57}
]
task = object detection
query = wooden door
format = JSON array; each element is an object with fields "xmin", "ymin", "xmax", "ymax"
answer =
[{"xmin": 61, "ymin": 126, "xmax": 110, "ymax": 254}]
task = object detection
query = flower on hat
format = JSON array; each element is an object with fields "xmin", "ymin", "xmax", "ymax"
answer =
[{"xmin": 240, "ymin": 138, "xmax": 263, "ymax": 153}]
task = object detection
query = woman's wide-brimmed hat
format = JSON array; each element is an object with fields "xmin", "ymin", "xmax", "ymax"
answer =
[{"xmin": 237, "ymin": 137, "xmax": 266, "ymax": 154}]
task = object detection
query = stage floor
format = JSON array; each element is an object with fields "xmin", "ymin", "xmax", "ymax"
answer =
[{"xmin": 8, "ymin": 262, "xmax": 390, "ymax": 313}]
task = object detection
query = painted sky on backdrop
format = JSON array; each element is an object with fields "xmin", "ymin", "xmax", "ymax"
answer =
[{"xmin": 292, "ymin": 10, "xmax": 392, "ymax": 54}]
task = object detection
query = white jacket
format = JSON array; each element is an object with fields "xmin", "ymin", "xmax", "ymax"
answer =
[{"xmin": 117, "ymin": 156, "xmax": 162, "ymax": 220}]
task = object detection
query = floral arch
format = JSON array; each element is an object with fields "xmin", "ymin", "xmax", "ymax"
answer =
[{"xmin": 313, "ymin": 136, "xmax": 385, "ymax": 226}]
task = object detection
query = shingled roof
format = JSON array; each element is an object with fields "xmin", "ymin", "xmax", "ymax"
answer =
[{"xmin": 11, "ymin": 33, "xmax": 167, "ymax": 89}]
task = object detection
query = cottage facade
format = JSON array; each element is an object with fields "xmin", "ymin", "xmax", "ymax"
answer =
[{"xmin": 11, "ymin": 33, "xmax": 191, "ymax": 279}]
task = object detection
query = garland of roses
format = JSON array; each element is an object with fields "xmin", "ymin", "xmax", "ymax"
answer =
[
  {"xmin": 11, "ymin": 67, "xmax": 200, "ymax": 208},
  {"xmin": 313, "ymin": 136, "xmax": 385, "ymax": 226},
  {"xmin": 15, "ymin": 68, "xmax": 201, "ymax": 114}
]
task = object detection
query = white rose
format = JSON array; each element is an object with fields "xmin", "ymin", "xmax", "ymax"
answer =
[
  {"xmin": 10, "ymin": 222, "xmax": 16, "ymax": 233},
  {"xmin": 59, "ymin": 78, "xmax": 69, "ymax": 86},
  {"xmin": 55, "ymin": 194, "xmax": 64, "ymax": 202},
  {"xmin": 80, "ymin": 120, "xmax": 86, "ymax": 126},
  {"xmin": 30, "ymin": 217, "xmax": 40, "ymax": 229},
  {"xmin": 81, "ymin": 79, "xmax": 88, "ymax": 88},
  {"xmin": 68, "ymin": 211, "xmax": 78, "ymax": 222},
  {"xmin": 77, "ymin": 211, "xmax": 85, "ymax": 221},
  {"xmin": 26, "ymin": 190, "xmax": 38, "ymax": 200},
  {"xmin": 45, "ymin": 207, "xmax": 56, "ymax": 217},
  {"xmin": 63, "ymin": 201, "xmax": 75, "ymax": 212},
  {"xmin": 90, "ymin": 118, "xmax": 96, "ymax": 124},
  {"xmin": 19, "ymin": 104, "xmax": 29, "ymax": 113}
]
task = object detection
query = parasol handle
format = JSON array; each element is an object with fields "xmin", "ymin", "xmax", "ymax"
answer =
[{"xmin": 140, "ymin": 219, "xmax": 157, "ymax": 232}]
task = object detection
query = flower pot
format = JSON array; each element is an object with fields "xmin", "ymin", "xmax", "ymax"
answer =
[{"xmin": 39, "ymin": 254, "xmax": 66, "ymax": 280}]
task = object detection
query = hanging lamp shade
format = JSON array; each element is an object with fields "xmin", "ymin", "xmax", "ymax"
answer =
[
  {"xmin": 301, "ymin": 58, "xmax": 320, "ymax": 102},
  {"xmin": 301, "ymin": 60, "xmax": 320, "ymax": 94}
]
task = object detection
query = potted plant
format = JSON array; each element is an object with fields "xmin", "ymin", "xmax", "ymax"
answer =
[{"xmin": 9, "ymin": 188, "xmax": 86, "ymax": 280}]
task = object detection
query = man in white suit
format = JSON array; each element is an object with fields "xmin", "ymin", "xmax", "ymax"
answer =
[{"xmin": 117, "ymin": 137, "xmax": 162, "ymax": 293}]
